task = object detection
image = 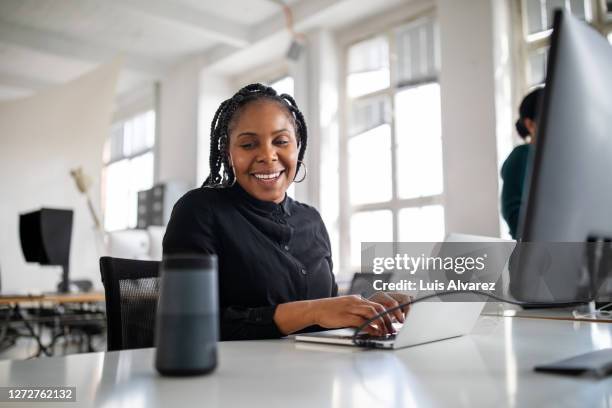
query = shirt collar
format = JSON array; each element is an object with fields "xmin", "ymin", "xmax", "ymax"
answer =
[{"xmin": 229, "ymin": 183, "xmax": 292, "ymax": 216}]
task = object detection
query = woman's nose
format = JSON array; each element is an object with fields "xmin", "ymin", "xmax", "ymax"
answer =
[{"xmin": 257, "ymin": 143, "xmax": 278, "ymax": 162}]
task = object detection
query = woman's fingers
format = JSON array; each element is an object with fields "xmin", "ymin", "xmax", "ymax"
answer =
[
  {"xmin": 352, "ymin": 304, "xmax": 391, "ymax": 335},
  {"xmin": 365, "ymin": 300, "xmax": 395, "ymax": 332},
  {"xmin": 347, "ymin": 314, "xmax": 382, "ymax": 336},
  {"xmin": 374, "ymin": 293, "xmax": 405, "ymax": 323},
  {"xmin": 389, "ymin": 293, "xmax": 412, "ymax": 315},
  {"xmin": 369, "ymin": 292, "xmax": 406, "ymax": 323}
]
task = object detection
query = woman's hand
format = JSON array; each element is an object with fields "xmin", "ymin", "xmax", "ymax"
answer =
[
  {"xmin": 310, "ymin": 295, "xmax": 395, "ymax": 336},
  {"xmin": 367, "ymin": 292, "xmax": 412, "ymax": 324}
]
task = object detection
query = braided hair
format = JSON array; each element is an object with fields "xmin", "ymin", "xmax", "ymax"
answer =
[{"xmin": 203, "ymin": 83, "xmax": 308, "ymax": 188}]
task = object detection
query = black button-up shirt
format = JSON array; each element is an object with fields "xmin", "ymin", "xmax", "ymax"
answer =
[{"xmin": 162, "ymin": 184, "xmax": 337, "ymax": 340}]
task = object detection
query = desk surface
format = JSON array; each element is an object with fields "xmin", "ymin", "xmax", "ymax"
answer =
[
  {"xmin": 0, "ymin": 292, "xmax": 104, "ymax": 305},
  {"xmin": 0, "ymin": 316, "xmax": 611, "ymax": 407}
]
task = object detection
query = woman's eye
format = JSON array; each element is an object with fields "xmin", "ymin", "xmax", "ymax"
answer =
[
  {"xmin": 240, "ymin": 143, "xmax": 255, "ymax": 149},
  {"xmin": 275, "ymin": 139, "xmax": 289, "ymax": 146}
]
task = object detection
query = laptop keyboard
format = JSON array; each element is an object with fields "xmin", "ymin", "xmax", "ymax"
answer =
[{"xmin": 340, "ymin": 333, "xmax": 397, "ymax": 342}]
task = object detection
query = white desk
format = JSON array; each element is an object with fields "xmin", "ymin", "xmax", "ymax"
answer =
[{"xmin": 0, "ymin": 316, "xmax": 611, "ymax": 407}]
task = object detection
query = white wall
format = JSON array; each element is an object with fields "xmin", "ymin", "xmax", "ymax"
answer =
[
  {"xmin": 0, "ymin": 61, "xmax": 120, "ymax": 292},
  {"xmin": 438, "ymin": 0, "xmax": 511, "ymax": 237},
  {"xmin": 156, "ymin": 57, "xmax": 202, "ymax": 189}
]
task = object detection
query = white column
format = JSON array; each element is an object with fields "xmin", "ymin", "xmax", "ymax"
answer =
[
  {"xmin": 197, "ymin": 70, "xmax": 232, "ymax": 185},
  {"xmin": 290, "ymin": 29, "xmax": 341, "ymax": 268},
  {"xmin": 157, "ymin": 58, "xmax": 202, "ymax": 188},
  {"xmin": 437, "ymin": 0, "xmax": 513, "ymax": 237}
]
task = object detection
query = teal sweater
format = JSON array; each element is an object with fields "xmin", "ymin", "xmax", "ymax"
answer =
[{"xmin": 501, "ymin": 144, "xmax": 532, "ymax": 239}]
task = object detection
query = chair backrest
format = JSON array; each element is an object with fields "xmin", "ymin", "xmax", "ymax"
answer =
[{"xmin": 99, "ymin": 257, "xmax": 160, "ymax": 351}]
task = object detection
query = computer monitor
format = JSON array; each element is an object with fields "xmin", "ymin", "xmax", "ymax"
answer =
[
  {"xmin": 19, "ymin": 208, "xmax": 73, "ymax": 292},
  {"xmin": 510, "ymin": 10, "xmax": 612, "ymax": 303}
]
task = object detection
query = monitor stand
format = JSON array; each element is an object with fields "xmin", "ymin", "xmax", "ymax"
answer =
[
  {"xmin": 572, "ymin": 300, "xmax": 612, "ymax": 320},
  {"xmin": 56, "ymin": 264, "xmax": 70, "ymax": 293}
]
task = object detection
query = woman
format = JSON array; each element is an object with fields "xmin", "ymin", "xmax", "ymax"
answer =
[
  {"xmin": 163, "ymin": 83, "xmax": 408, "ymax": 341},
  {"xmin": 501, "ymin": 87, "xmax": 543, "ymax": 239}
]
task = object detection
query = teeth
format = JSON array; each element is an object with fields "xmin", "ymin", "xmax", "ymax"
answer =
[{"xmin": 254, "ymin": 171, "xmax": 281, "ymax": 180}]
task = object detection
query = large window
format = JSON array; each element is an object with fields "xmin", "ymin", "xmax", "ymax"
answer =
[
  {"xmin": 102, "ymin": 110, "xmax": 155, "ymax": 231},
  {"xmin": 520, "ymin": 0, "xmax": 612, "ymax": 87},
  {"xmin": 343, "ymin": 17, "xmax": 444, "ymax": 271}
]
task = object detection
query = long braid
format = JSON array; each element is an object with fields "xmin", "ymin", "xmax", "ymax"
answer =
[
  {"xmin": 205, "ymin": 100, "xmax": 230, "ymax": 186},
  {"xmin": 203, "ymin": 83, "xmax": 308, "ymax": 188},
  {"xmin": 280, "ymin": 93, "xmax": 308, "ymax": 170}
]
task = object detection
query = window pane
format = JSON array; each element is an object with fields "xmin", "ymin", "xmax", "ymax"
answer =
[
  {"xmin": 144, "ymin": 111, "xmax": 156, "ymax": 150},
  {"xmin": 123, "ymin": 119, "xmax": 134, "ymax": 156},
  {"xmin": 347, "ymin": 36, "xmax": 389, "ymax": 98},
  {"xmin": 525, "ymin": 0, "xmax": 545, "ymax": 35},
  {"xmin": 127, "ymin": 152, "xmax": 154, "ymax": 228},
  {"xmin": 545, "ymin": 0, "xmax": 565, "ymax": 29},
  {"xmin": 396, "ymin": 19, "xmax": 438, "ymax": 84},
  {"xmin": 349, "ymin": 96, "xmax": 390, "ymax": 137},
  {"xmin": 109, "ymin": 124, "xmax": 124, "ymax": 162},
  {"xmin": 351, "ymin": 210, "xmax": 393, "ymax": 269},
  {"xmin": 399, "ymin": 205, "xmax": 445, "ymax": 242},
  {"xmin": 124, "ymin": 111, "xmax": 155, "ymax": 156},
  {"xmin": 348, "ymin": 124, "xmax": 392, "ymax": 205},
  {"xmin": 103, "ymin": 153, "xmax": 154, "ymax": 231},
  {"xmin": 525, "ymin": 0, "xmax": 589, "ymax": 36},
  {"xmin": 608, "ymin": 32, "xmax": 612, "ymax": 44},
  {"xmin": 528, "ymin": 48, "xmax": 548, "ymax": 86},
  {"xmin": 103, "ymin": 159, "xmax": 130, "ymax": 231},
  {"xmin": 395, "ymin": 83, "xmax": 443, "ymax": 199},
  {"xmin": 270, "ymin": 76, "xmax": 294, "ymax": 97}
]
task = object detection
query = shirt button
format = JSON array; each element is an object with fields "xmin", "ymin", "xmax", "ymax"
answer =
[
  {"xmin": 284, "ymin": 245, "xmax": 290, "ymax": 251},
  {"xmin": 300, "ymin": 268, "xmax": 307, "ymax": 276}
]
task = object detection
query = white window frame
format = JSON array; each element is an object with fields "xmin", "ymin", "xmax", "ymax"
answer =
[
  {"xmin": 338, "ymin": 8, "xmax": 443, "ymax": 276},
  {"xmin": 516, "ymin": 0, "xmax": 612, "ymax": 90},
  {"xmin": 102, "ymin": 110, "xmax": 156, "ymax": 231}
]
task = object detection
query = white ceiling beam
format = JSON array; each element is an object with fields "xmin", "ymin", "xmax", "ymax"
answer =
[
  {"xmin": 251, "ymin": 0, "xmax": 340, "ymax": 40},
  {"xmin": 109, "ymin": 0, "xmax": 251, "ymax": 48},
  {"xmin": 202, "ymin": 0, "xmax": 341, "ymax": 67},
  {"xmin": 0, "ymin": 72, "xmax": 56, "ymax": 91},
  {"xmin": 0, "ymin": 20, "xmax": 168, "ymax": 77}
]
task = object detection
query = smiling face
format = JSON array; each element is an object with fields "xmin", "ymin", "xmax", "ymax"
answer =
[{"xmin": 227, "ymin": 100, "xmax": 299, "ymax": 203}]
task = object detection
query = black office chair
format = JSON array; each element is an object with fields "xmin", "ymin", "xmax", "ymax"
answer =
[{"xmin": 99, "ymin": 257, "xmax": 160, "ymax": 351}]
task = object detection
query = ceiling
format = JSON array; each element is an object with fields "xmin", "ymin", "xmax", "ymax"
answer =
[{"xmin": 0, "ymin": 0, "xmax": 407, "ymax": 101}]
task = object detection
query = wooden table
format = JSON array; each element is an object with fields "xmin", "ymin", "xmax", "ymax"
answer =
[
  {"xmin": 0, "ymin": 292, "xmax": 106, "ymax": 358},
  {"xmin": 0, "ymin": 292, "xmax": 104, "ymax": 305}
]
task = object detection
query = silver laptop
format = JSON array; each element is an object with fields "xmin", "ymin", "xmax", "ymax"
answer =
[
  {"xmin": 295, "ymin": 233, "xmax": 513, "ymax": 349},
  {"xmin": 295, "ymin": 301, "xmax": 485, "ymax": 349}
]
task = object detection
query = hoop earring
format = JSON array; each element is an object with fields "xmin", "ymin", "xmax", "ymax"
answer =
[{"xmin": 293, "ymin": 160, "xmax": 307, "ymax": 183}]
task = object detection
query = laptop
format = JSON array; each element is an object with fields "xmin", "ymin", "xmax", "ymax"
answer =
[
  {"xmin": 295, "ymin": 301, "xmax": 486, "ymax": 349},
  {"xmin": 295, "ymin": 233, "xmax": 514, "ymax": 349}
]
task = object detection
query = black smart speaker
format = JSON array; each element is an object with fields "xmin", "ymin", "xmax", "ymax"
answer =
[{"xmin": 155, "ymin": 254, "xmax": 218, "ymax": 376}]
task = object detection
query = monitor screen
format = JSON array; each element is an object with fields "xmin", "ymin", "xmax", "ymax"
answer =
[{"xmin": 510, "ymin": 10, "xmax": 612, "ymax": 303}]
